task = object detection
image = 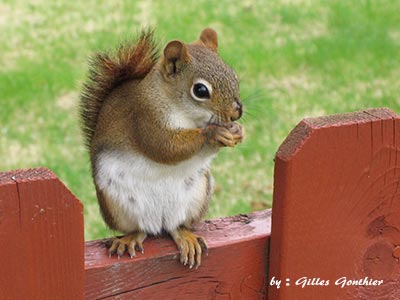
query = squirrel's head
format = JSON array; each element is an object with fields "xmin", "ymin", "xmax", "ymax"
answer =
[{"xmin": 160, "ymin": 28, "xmax": 242, "ymax": 127}]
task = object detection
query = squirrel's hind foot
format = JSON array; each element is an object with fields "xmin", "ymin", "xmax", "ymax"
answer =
[
  {"xmin": 170, "ymin": 227, "xmax": 208, "ymax": 269},
  {"xmin": 108, "ymin": 232, "xmax": 147, "ymax": 259}
]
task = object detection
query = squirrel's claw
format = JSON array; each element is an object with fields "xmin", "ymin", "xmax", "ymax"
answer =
[
  {"xmin": 107, "ymin": 232, "xmax": 147, "ymax": 259},
  {"xmin": 171, "ymin": 227, "xmax": 208, "ymax": 269},
  {"xmin": 135, "ymin": 242, "xmax": 145, "ymax": 254}
]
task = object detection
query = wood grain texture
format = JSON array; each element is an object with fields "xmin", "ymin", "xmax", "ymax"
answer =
[
  {"xmin": 0, "ymin": 168, "xmax": 85, "ymax": 300},
  {"xmin": 269, "ymin": 108, "xmax": 400, "ymax": 299},
  {"xmin": 85, "ymin": 210, "xmax": 271, "ymax": 300}
]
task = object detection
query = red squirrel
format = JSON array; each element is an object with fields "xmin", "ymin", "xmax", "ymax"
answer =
[{"xmin": 80, "ymin": 28, "xmax": 244, "ymax": 268}]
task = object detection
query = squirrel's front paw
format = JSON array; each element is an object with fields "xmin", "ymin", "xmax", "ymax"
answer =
[
  {"xmin": 170, "ymin": 227, "xmax": 208, "ymax": 269},
  {"xmin": 206, "ymin": 123, "xmax": 245, "ymax": 147},
  {"xmin": 108, "ymin": 232, "xmax": 147, "ymax": 258},
  {"xmin": 214, "ymin": 126, "xmax": 235, "ymax": 147},
  {"xmin": 227, "ymin": 122, "xmax": 245, "ymax": 145}
]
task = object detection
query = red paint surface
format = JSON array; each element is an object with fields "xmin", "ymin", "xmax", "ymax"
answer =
[
  {"xmin": 269, "ymin": 108, "xmax": 400, "ymax": 299},
  {"xmin": 0, "ymin": 169, "xmax": 85, "ymax": 300}
]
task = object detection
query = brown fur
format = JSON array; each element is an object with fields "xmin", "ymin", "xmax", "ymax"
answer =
[
  {"xmin": 80, "ymin": 29, "xmax": 159, "ymax": 149},
  {"xmin": 184, "ymin": 168, "xmax": 213, "ymax": 228}
]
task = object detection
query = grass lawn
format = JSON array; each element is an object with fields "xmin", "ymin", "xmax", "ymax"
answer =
[{"xmin": 1, "ymin": 0, "xmax": 399, "ymax": 240}]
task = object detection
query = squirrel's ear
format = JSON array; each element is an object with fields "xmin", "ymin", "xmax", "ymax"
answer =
[
  {"xmin": 163, "ymin": 40, "xmax": 190, "ymax": 75},
  {"xmin": 199, "ymin": 28, "xmax": 218, "ymax": 53}
]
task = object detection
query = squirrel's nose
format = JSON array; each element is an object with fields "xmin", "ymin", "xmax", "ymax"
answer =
[{"xmin": 230, "ymin": 100, "xmax": 243, "ymax": 121}]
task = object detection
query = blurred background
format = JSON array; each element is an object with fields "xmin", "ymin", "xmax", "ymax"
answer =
[{"xmin": 1, "ymin": 0, "xmax": 399, "ymax": 240}]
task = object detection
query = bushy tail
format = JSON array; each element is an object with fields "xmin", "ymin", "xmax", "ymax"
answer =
[{"xmin": 80, "ymin": 29, "xmax": 159, "ymax": 148}]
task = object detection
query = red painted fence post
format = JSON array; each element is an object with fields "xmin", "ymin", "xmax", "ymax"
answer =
[
  {"xmin": 0, "ymin": 168, "xmax": 85, "ymax": 300},
  {"xmin": 269, "ymin": 108, "xmax": 400, "ymax": 299}
]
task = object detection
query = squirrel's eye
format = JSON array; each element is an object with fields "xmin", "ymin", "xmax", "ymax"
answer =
[
  {"xmin": 193, "ymin": 84, "xmax": 209, "ymax": 98},
  {"xmin": 191, "ymin": 79, "xmax": 212, "ymax": 102}
]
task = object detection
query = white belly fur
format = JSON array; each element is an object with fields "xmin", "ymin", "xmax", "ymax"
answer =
[{"xmin": 95, "ymin": 149, "xmax": 215, "ymax": 234}]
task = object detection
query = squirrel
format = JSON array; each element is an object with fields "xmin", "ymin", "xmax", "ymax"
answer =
[{"xmin": 80, "ymin": 28, "xmax": 244, "ymax": 269}]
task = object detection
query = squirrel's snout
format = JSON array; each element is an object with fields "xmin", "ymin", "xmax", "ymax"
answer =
[{"xmin": 230, "ymin": 100, "xmax": 243, "ymax": 121}]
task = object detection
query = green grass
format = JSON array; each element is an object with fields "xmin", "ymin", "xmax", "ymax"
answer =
[{"xmin": 1, "ymin": 0, "xmax": 399, "ymax": 240}]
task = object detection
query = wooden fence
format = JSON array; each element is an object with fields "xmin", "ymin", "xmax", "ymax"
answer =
[{"xmin": 0, "ymin": 107, "xmax": 399, "ymax": 300}]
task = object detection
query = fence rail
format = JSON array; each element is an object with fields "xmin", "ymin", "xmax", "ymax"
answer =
[{"xmin": 0, "ymin": 107, "xmax": 399, "ymax": 300}]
